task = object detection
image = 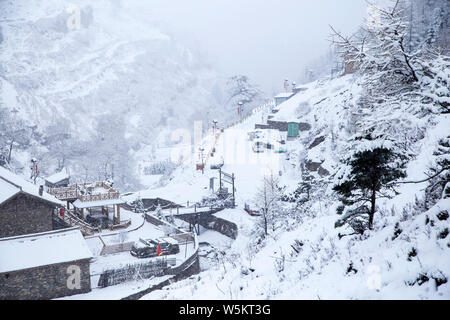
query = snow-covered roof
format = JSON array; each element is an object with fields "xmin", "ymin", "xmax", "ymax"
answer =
[
  {"xmin": 0, "ymin": 167, "xmax": 63, "ymax": 206},
  {"xmin": 275, "ymin": 92, "xmax": 294, "ymax": 99},
  {"xmin": 0, "ymin": 227, "xmax": 93, "ymax": 273},
  {"xmin": 272, "ymin": 75, "xmax": 355, "ymax": 123},
  {"xmin": 72, "ymin": 198, "xmax": 125, "ymax": 209},
  {"xmin": 45, "ymin": 167, "xmax": 70, "ymax": 184}
]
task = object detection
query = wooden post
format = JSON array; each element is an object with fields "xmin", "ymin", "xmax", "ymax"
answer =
[
  {"xmin": 232, "ymin": 173, "xmax": 235, "ymax": 208},
  {"xmin": 81, "ymin": 208, "xmax": 85, "ymax": 220},
  {"xmin": 117, "ymin": 204, "xmax": 121, "ymax": 224}
]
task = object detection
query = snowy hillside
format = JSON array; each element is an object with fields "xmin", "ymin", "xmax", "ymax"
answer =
[
  {"xmin": 136, "ymin": 71, "xmax": 449, "ymax": 299},
  {"xmin": 0, "ymin": 0, "xmax": 240, "ymax": 188},
  {"xmin": 0, "ymin": 0, "xmax": 448, "ymax": 301}
]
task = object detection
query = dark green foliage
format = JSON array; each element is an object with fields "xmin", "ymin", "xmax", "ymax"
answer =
[
  {"xmin": 407, "ymin": 247, "xmax": 418, "ymax": 261},
  {"xmin": 392, "ymin": 222, "xmax": 403, "ymax": 240},
  {"xmin": 282, "ymin": 169, "xmax": 317, "ymax": 204},
  {"xmin": 334, "ymin": 147, "xmax": 407, "ymax": 231},
  {"xmin": 346, "ymin": 262, "xmax": 358, "ymax": 274},
  {"xmin": 436, "ymin": 210, "xmax": 449, "ymax": 221},
  {"xmin": 438, "ymin": 228, "xmax": 449, "ymax": 239},
  {"xmin": 407, "ymin": 272, "xmax": 447, "ymax": 288}
]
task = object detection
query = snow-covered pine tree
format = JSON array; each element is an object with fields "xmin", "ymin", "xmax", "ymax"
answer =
[
  {"xmin": 333, "ymin": 134, "xmax": 407, "ymax": 232},
  {"xmin": 424, "ymin": 135, "xmax": 450, "ymax": 207},
  {"xmin": 418, "ymin": 52, "xmax": 450, "ymax": 115}
]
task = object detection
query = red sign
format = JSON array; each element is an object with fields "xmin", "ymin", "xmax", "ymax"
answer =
[{"xmin": 157, "ymin": 241, "xmax": 162, "ymax": 256}]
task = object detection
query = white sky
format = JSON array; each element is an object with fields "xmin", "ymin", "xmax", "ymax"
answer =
[{"xmin": 124, "ymin": 0, "xmax": 369, "ymax": 93}]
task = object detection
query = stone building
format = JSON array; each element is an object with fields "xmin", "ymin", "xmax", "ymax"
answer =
[
  {"xmin": 274, "ymin": 92, "xmax": 295, "ymax": 106},
  {"xmin": 44, "ymin": 167, "xmax": 70, "ymax": 188},
  {"xmin": 0, "ymin": 167, "xmax": 63, "ymax": 238},
  {"xmin": 0, "ymin": 228, "xmax": 92, "ymax": 300}
]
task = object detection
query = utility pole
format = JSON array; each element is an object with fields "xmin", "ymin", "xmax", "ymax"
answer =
[
  {"xmin": 212, "ymin": 119, "xmax": 218, "ymax": 136},
  {"xmin": 232, "ymin": 173, "xmax": 235, "ymax": 208},
  {"xmin": 199, "ymin": 147, "xmax": 205, "ymax": 174},
  {"xmin": 238, "ymin": 101, "xmax": 243, "ymax": 119}
]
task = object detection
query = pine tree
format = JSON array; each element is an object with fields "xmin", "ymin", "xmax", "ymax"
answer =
[
  {"xmin": 425, "ymin": 135, "xmax": 450, "ymax": 207},
  {"xmin": 334, "ymin": 137, "xmax": 407, "ymax": 231}
]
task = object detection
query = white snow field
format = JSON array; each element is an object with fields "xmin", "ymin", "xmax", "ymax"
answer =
[{"xmin": 137, "ymin": 74, "xmax": 450, "ymax": 300}]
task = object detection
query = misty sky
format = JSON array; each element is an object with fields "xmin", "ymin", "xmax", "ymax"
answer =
[
  {"xmin": 1, "ymin": 0, "xmax": 376, "ymax": 94},
  {"xmin": 128, "ymin": 0, "xmax": 369, "ymax": 94}
]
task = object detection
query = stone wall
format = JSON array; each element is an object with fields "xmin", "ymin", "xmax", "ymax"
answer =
[
  {"xmin": 0, "ymin": 259, "xmax": 91, "ymax": 300},
  {"xmin": 0, "ymin": 193, "xmax": 54, "ymax": 238},
  {"xmin": 175, "ymin": 214, "xmax": 238, "ymax": 239},
  {"xmin": 258, "ymin": 120, "xmax": 311, "ymax": 133},
  {"xmin": 121, "ymin": 253, "xmax": 200, "ymax": 300},
  {"xmin": 97, "ymin": 259, "xmax": 168, "ymax": 288}
]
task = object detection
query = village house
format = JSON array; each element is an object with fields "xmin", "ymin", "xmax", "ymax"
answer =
[
  {"xmin": 0, "ymin": 227, "xmax": 93, "ymax": 300},
  {"xmin": 48, "ymin": 181, "xmax": 127, "ymax": 234},
  {"xmin": 44, "ymin": 167, "xmax": 70, "ymax": 188},
  {"xmin": 274, "ymin": 92, "xmax": 295, "ymax": 107},
  {"xmin": 0, "ymin": 166, "xmax": 63, "ymax": 238}
]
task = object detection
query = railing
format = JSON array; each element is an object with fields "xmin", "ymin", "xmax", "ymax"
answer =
[
  {"xmin": 108, "ymin": 219, "xmax": 131, "ymax": 231},
  {"xmin": 48, "ymin": 187, "xmax": 79, "ymax": 200},
  {"xmin": 203, "ymin": 99, "xmax": 275, "ymax": 166},
  {"xmin": 79, "ymin": 192, "xmax": 120, "ymax": 202},
  {"xmin": 56, "ymin": 210, "xmax": 99, "ymax": 236},
  {"xmin": 48, "ymin": 182, "xmax": 120, "ymax": 202},
  {"xmin": 225, "ymin": 99, "xmax": 275, "ymax": 130}
]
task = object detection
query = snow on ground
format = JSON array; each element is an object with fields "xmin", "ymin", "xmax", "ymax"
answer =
[
  {"xmin": 58, "ymin": 275, "xmax": 173, "ymax": 300},
  {"xmin": 137, "ymin": 74, "xmax": 450, "ymax": 300}
]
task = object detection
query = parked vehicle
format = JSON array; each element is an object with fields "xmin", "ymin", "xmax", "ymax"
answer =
[
  {"xmin": 274, "ymin": 144, "xmax": 288, "ymax": 153},
  {"xmin": 244, "ymin": 203, "xmax": 261, "ymax": 216},
  {"xmin": 130, "ymin": 237, "xmax": 180, "ymax": 258},
  {"xmin": 248, "ymin": 130, "xmax": 263, "ymax": 141},
  {"xmin": 210, "ymin": 157, "xmax": 224, "ymax": 170},
  {"xmin": 252, "ymin": 141, "xmax": 265, "ymax": 153}
]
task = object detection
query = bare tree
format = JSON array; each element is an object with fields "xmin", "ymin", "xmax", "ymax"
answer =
[{"xmin": 255, "ymin": 172, "xmax": 283, "ymax": 237}]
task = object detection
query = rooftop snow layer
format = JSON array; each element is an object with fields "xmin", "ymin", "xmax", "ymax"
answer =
[
  {"xmin": 272, "ymin": 75, "xmax": 354, "ymax": 122},
  {"xmin": 72, "ymin": 198, "xmax": 125, "ymax": 209},
  {"xmin": 0, "ymin": 166, "xmax": 63, "ymax": 206},
  {"xmin": 275, "ymin": 92, "xmax": 295, "ymax": 98},
  {"xmin": 0, "ymin": 228, "xmax": 93, "ymax": 273},
  {"xmin": 45, "ymin": 168, "xmax": 70, "ymax": 184}
]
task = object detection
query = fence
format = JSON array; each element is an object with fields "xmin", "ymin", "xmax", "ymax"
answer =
[
  {"xmin": 56, "ymin": 210, "xmax": 98, "ymax": 235},
  {"xmin": 224, "ymin": 99, "xmax": 275, "ymax": 130},
  {"xmin": 48, "ymin": 181, "xmax": 119, "ymax": 201},
  {"xmin": 97, "ymin": 259, "xmax": 168, "ymax": 288},
  {"xmin": 96, "ymin": 232, "xmax": 198, "ymax": 288}
]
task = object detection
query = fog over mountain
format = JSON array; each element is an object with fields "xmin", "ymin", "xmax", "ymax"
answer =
[{"xmin": 0, "ymin": 0, "xmax": 257, "ymax": 188}]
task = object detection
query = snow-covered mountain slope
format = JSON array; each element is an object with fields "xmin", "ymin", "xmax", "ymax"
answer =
[
  {"xmin": 0, "ymin": 0, "xmax": 222, "ymax": 135},
  {"xmin": 0, "ymin": 0, "xmax": 234, "ymax": 186},
  {"xmin": 138, "ymin": 74, "xmax": 449, "ymax": 299}
]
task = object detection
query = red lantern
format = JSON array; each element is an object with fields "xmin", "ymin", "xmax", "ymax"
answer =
[{"xmin": 59, "ymin": 207, "xmax": 65, "ymax": 217}]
